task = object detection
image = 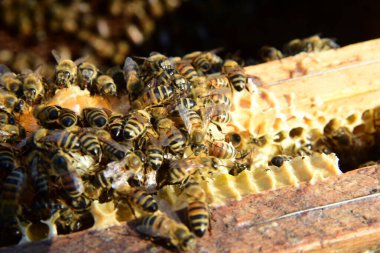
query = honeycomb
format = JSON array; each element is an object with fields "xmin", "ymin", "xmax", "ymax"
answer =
[{"xmin": 5, "ymin": 43, "xmax": 380, "ymax": 250}]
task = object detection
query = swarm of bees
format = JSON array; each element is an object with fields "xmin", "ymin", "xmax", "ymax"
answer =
[{"xmin": 0, "ymin": 47, "xmax": 377, "ymax": 251}]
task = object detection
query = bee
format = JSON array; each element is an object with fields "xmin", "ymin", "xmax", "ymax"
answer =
[
  {"xmin": 95, "ymin": 75, "xmax": 117, "ymax": 96},
  {"xmin": 0, "ymin": 91, "xmax": 26, "ymax": 114},
  {"xmin": 269, "ymin": 155, "xmax": 292, "ymax": 167},
  {"xmin": 283, "ymin": 35, "xmax": 339, "ymax": 56},
  {"xmin": 208, "ymin": 141, "xmax": 237, "ymax": 159},
  {"xmin": 0, "ymin": 166, "xmax": 25, "ymax": 215},
  {"xmin": 183, "ymin": 50, "xmax": 222, "ymax": 73},
  {"xmin": 211, "ymin": 107, "xmax": 232, "ymax": 124},
  {"xmin": 123, "ymin": 110, "xmax": 151, "ymax": 140},
  {"xmin": 143, "ymin": 132, "xmax": 164, "ymax": 170},
  {"xmin": 259, "ymin": 46, "xmax": 283, "ymax": 62},
  {"xmin": 137, "ymin": 52, "xmax": 174, "ymax": 73},
  {"xmin": 0, "ymin": 65, "xmax": 22, "ymax": 95},
  {"xmin": 0, "ymin": 109, "xmax": 16, "ymax": 125},
  {"xmin": 78, "ymin": 131, "xmax": 102, "ymax": 162},
  {"xmin": 136, "ymin": 213, "xmax": 196, "ymax": 251},
  {"xmin": 181, "ymin": 181, "xmax": 209, "ymax": 237},
  {"xmin": 372, "ymin": 105, "xmax": 380, "ymax": 134},
  {"xmin": 134, "ymin": 85, "xmax": 174, "ymax": 109},
  {"xmin": 0, "ymin": 144, "xmax": 16, "ymax": 180},
  {"xmin": 58, "ymin": 108, "xmax": 78, "ymax": 129},
  {"xmin": 69, "ymin": 195, "xmax": 92, "ymax": 214},
  {"xmin": 52, "ymin": 50, "xmax": 85, "ymax": 88},
  {"xmin": 77, "ymin": 62, "xmax": 98, "ymax": 91},
  {"xmin": 207, "ymin": 75, "xmax": 230, "ymax": 89},
  {"xmin": 157, "ymin": 118, "xmax": 186, "ymax": 155},
  {"xmin": 99, "ymin": 136, "xmax": 129, "ymax": 161},
  {"xmin": 123, "ymin": 57, "xmax": 143, "ymax": 101},
  {"xmin": 51, "ymin": 151, "xmax": 84, "ymax": 198},
  {"xmin": 108, "ymin": 113, "xmax": 125, "ymax": 141},
  {"xmin": 162, "ymin": 158, "xmax": 204, "ymax": 186},
  {"xmin": 21, "ymin": 69, "xmax": 45, "ymax": 105},
  {"xmin": 204, "ymin": 93, "xmax": 232, "ymax": 110},
  {"xmin": 34, "ymin": 105, "xmax": 61, "ymax": 128},
  {"xmin": 36, "ymin": 129, "xmax": 81, "ymax": 151},
  {"xmin": 222, "ymin": 60, "xmax": 247, "ymax": 92},
  {"xmin": 172, "ymin": 74, "xmax": 192, "ymax": 95},
  {"xmin": 117, "ymin": 188, "xmax": 158, "ymax": 213},
  {"xmin": 176, "ymin": 62, "xmax": 198, "ymax": 82},
  {"xmin": 82, "ymin": 107, "xmax": 109, "ymax": 129},
  {"xmin": 171, "ymin": 97, "xmax": 197, "ymax": 114}
]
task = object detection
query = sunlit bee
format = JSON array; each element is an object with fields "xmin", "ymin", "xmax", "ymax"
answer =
[
  {"xmin": 209, "ymin": 141, "xmax": 236, "ymax": 159},
  {"xmin": 182, "ymin": 181, "xmax": 209, "ymax": 237},
  {"xmin": 78, "ymin": 132, "xmax": 102, "ymax": 162},
  {"xmin": 118, "ymin": 189, "xmax": 158, "ymax": 213},
  {"xmin": 269, "ymin": 155, "xmax": 292, "ymax": 167},
  {"xmin": 172, "ymin": 74, "xmax": 192, "ymax": 94},
  {"xmin": 123, "ymin": 110, "xmax": 150, "ymax": 140},
  {"xmin": 156, "ymin": 118, "xmax": 186, "ymax": 155},
  {"xmin": 93, "ymin": 169, "xmax": 113, "ymax": 190},
  {"xmin": 222, "ymin": 59, "xmax": 247, "ymax": 91},
  {"xmin": 52, "ymin": 50, "xmax": 84, "ymax": 88},
  {"xmin": 156, "ymin": 69, "xmax": 175, "ymax": 86},
  {"xmin": 77, "ymin": 62, "xmax": 97, "ymax": 91},
  {"xmin": 259, "ymin": 46, "xmax": 284, "ymax": 62},
  {"xmin": 34, "ymin": 105, "xmax": 61, "ymax": 128},
  {"xmin": 0, "ymin": 145, "xmax": 16, "ymax": 179},
  {"xmin": 136, "ymin": 213, "xmax": 196, "ymax": 251},
  {"xmin": 207, "ymin": 75, "xmax": 230, "ymax": 89},
  {"xmin": 95, "ymin": 75, "xmax": 117, "ymax": 96},
  {"xmin": 28, "ymin": 153, "xmax": 49, "ymax": 200},
  {"xmin": 82, "ymin": 108, "xmax": 109, "ymax": 129},
  {"xmin": 38, "ymin": 129, "xmax": 81, "ymax": 151},
  {"xmin": 22, "ymin": 71, "xmax": 45, "ymax": 105},
  {"xmin": 0, "ymin": 91, "xmax": 26, "ymax": 114},
  {"xmin": 100, "ymin": 137, "xmax": 128, "ymax": 161},
  {"xmin": 125, "ymin": 150, "xmax": 145, "ymax": 172},
  {"xmin": 164, "ymin": 158, "xmax": 201, "ymax": 185},
  {"xmin": 0, "ymin": 167, "xmax": 25, "ymax": 219},
  {"xmin": 174, "ymin": 98, "xmax": 197, "ymax": 112},
  {"xmin": 144, "ymin": 133, "xmax": 164, "ymax": 170},
  {"xmin": 58, "ymin": 108, "xmax": 78, "ymax": 129},
  {"xmin": 0, "ymin": 65, "xmax": 22, "ymax": 95},
  {"xmin": 108, "ymin": 113, "xmax": 125, "ymax": 141},
  {"xmin": 205, "ymin": 94, "xmax": 232, "ymax": 110},
  {"xmin": 0, "ymin": 124, "xmax": 24, "ymax": 143},
  {"xmin": 123, "ymin": 57, "xmax": 143, "ymax": 101},
  {"xmin": 69, "ymin": 195, "xmax": 92, "ymax": 214},
  {"xmin": 51, "ymin": 151, "xmax": 84, "ymax": 198},
  {"xmin": 176, "ymin": 62, "xmax": 198, "ymax": 82},
  {"xmin": 135, "ymin": 85, "xmax": 174, "ymax": 108},
  {"xmin": 211, "ymin": 108, "xmax": 232, "ymax": 124}
]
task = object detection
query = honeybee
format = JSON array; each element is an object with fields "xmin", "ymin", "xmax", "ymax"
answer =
[
  {"xmin": 52, "ymin": 50, "xmax": 85, "ymax": 88},
  {"xmin": 259, "ymin": 46, "xmax": 283, "ymax": 62},
  {"xmin": 108, "ymin": 113, "xmax": 125, "ymax": 141},
  {"xmin": 283, "ymin": 35, "xmax": 339, "ymax": 56},
  {"xmin": 99, "ymin": 136, "xmax": 129, "ymax": 161},
  {"xmin": 21, "ymin": 69, "xmax": 45, "ymax": 105},
  {"xmin": 176, "ymin": 62, "xmax": 198, "ymax": 82},
  {"xmin": 181, "ymin": 180, "xmax": 209, "ymax": 237},
  {"xmin": 0, "ymin": 65, "xmax": 22, "ymax": 95},
  {"xmin": 210, "ymin": 107, "xmax": 232, "ymax": 124},
  {"xmin": 157, "ymin": 118, "xmax": 186, "ymax": 155},
  {"xmin": 78, "ymin": 131, "xmax": 102, "ymax": 162},
  {"xmin": 58, "ymin": 108, "xmax": 78, "ymax": 129},
  {"xmin": 222, "ymin": 60, "xmax": 247, "ymax": 92},
  {"xmin": 51, "ymin": 150, "xmax": 84, "ymax": 198},
  {"xmin": 82, "ymin": 107, "xmax": 109, "ymax": 129},
  {"xmin": 123, "ymin": 57, "xmax": 143, "ymax": 101},
  {"xmin": 34, "ymin": 105, "xmax": 61, "ymax": 128},
  {"xmin": 183, "ymin": 50, "xmax": 222, "ymax": 74},
  {"xmin": 172, "ymin": 74, "xmax": 192, "ymax": 95},
  {"xmin": 137, "ymin": 52, "xmax": 174, "ymax": 73},
  {"xmin": 208, "ymin": 141, "xmax": 237, "ymax": 159},
  {"xmin": 143, "ymin": 132, "xmax": 164, "ymax": 170},
  {"xmin": 161, "ymin": 158, "xmax": 203, "ymax": 186},
  {"xmin": 0, "ymin": 109, "xmax": 16, "ymax": 125},
  {"xmin": 0, "ymin": 144, "xmax": 16, "ymax": 180},
  {"xmin": 372, "ymin": 105, "xmax": 380, "ymax": 134},
  {"xmin": 35, "ymin": 129, "xmax": 81, "ymax": 151},
  {"xmin": 77, "ymin": 62, "xmax": 98, "ymax": 91},
  {"xmin": 95, "ymin": 75, "xmax": 117, "ymax": 96},
  {"xmin": 269, "ymin": 155, "xmax": 292, "ymax": 167},
  {"xmin": 134, "ymin": 84, "xmax": 174, "ymax": 109},
  {"xmin": 29, "ymin": 154, "xmax": 49, "ymax": 200},
  {"xmin": 123, "ymin": 110, "xmax": 151, "ymax": 140},
  {"xmin": 0, "ymin": 91, "xmax": 26, "ymax": 114},
  {"xmin": 136, "ymin": 213, "xmax": 196, "ymax": 251},
  {"xmin": 116, "ymin": 188, "xmax": 158, "ymax": 213}
]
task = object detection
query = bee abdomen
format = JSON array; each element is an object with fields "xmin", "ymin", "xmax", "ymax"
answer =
[
  {"xmin": 131, "ymin": 189, "xmax": 158, "ymax": 212},
  {"xmin": 188, "ymin": 200, "xmax": 209, "ymax": 237}
]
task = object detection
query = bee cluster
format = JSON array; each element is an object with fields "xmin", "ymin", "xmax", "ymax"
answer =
[
  {"xmin": 0, "ymin": 0, "xmax": 182, "ymax": 66},
  {"xmin": 0, "ymin": 47, "xmax": 377, "ymax": 251}
]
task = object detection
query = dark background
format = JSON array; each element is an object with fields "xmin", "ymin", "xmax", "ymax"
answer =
[{"xmin": 144, "ymin": 0, "xmax": 379, "ymax": 60}]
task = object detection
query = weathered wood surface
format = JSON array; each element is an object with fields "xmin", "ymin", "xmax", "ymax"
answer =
[{"xmin": 2, "ymin": 165, "xmax": 379, "ymax": 253}]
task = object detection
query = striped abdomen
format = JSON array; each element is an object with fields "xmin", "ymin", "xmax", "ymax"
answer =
[
  {"xmin": 188, "ymin": 200, "xmax": 209, "ymax": 237},
  {"xmin": 209, "ymin": 141, "xmax": 236, "ymax": 159},
  {"xmin": 228, "ymin": 70, "xmax": 246, "ymax": 92},
  {"xmin": 129, "ymin": 189, "xmax": 158, "ymax": 212}
]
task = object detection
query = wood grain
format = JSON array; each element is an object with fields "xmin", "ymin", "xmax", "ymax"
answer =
[{"xmin": 2, "ymin": 165, "xmax": 379, "ymax": 253}]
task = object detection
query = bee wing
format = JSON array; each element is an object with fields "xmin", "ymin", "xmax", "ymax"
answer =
[
  {"xmin": 178, "ymin": 106, "xmax": 194, "ymax": 134},
  {"xmin": 51, "ymin": 49, "xmax": 62, "ymax": 63},
  {"xmin": 200, "ymin": 100, "xmax": 215, "ymax": 134},
  {"xmin": 123, "ymin": 57, "xmax": 139, "ymax": 72},
  {"xmin": 74, "ymin": 56, "xmax": 89, "ymax": 65},
  {"xmin": 0, "ymin": 64, "xmax": 11, "ymax": 75},
  {"xmin": 157, "ymin": 199, "xmax": 182, "ymax": 223}
]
